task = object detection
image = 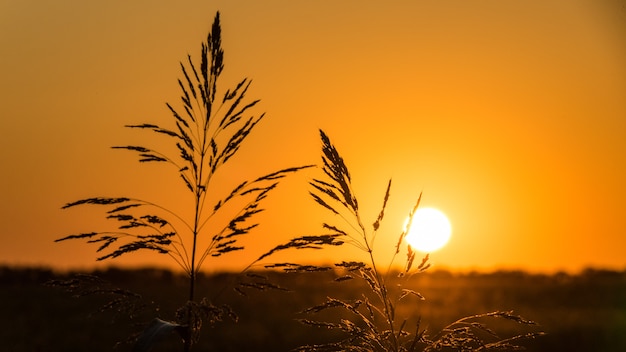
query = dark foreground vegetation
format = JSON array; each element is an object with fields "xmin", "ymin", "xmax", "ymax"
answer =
[{"xmin": 1, "ymin": 266, "xmax": 624, "ymax": 352}]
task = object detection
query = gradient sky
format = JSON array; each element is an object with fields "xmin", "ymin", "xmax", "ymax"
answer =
[{"xmin": 1, "ymin": 0, "xmax": 625, "ymax": 273}]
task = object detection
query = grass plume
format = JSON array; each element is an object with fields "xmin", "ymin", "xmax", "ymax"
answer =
[
  {"xmin": 277, "ymin": 130, "xmax": 543, "ymax": 351},
  {"xmin": 56, "ymin": 12, "xmax": 311, "ymax": 351}
]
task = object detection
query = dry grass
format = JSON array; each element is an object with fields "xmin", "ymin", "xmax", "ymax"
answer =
[
  {"xmin": 267, "ymin": 130, "xmax": 544, "ymax": 351},
  {"xmin": 55, "ymin": 11, "xmax": 310, "ymax": 351}
]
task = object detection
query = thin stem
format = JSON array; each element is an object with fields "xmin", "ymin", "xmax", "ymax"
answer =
[
  {"xmin": 189, "ymin": 122, "xmax": 207, "ymax": 302},
  {"xmin": 183, "ymin": 68, "xmax": 211, "ymax": 352},
  {"xmin": 357, "ymin": 210, "xmax": 400, "ymax": 351}
]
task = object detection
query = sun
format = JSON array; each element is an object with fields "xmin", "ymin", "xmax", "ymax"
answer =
[{"xmin": 405, "ymin": 207, "xmax": 452, "ymax": 252}]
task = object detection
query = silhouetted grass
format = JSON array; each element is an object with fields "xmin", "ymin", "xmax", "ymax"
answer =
[
  {"xmin": 267, "ymin": 130, "xmax": 544, "ymax": 351},
  {"xmin": 54, "ymin": 12, "xmax": 310, "ymax": 351}
]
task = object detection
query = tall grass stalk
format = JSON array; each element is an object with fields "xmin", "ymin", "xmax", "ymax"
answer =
[{"xmin": 56, "ymin": 12, "xmax": 310, "ymax": 351}]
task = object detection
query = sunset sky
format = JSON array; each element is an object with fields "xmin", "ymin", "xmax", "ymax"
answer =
[{"xmin": 1, "ymin": 0, "xmax": 625, "ymax": 273}]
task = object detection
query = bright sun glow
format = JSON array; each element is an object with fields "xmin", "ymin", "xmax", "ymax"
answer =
[{"xmin": 405, "ymin": 207, "xmax": 452, "ymax": 252}]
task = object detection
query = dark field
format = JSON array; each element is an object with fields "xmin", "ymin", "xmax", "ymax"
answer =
[{"xmin": 1, "ymin": 266, "xmax": 624, "ymax": 351}]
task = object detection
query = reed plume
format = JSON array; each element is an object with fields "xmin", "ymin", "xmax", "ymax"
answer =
[{"xmin": 56, "ymin": 12, "xmax": 311, "ymax": 351}]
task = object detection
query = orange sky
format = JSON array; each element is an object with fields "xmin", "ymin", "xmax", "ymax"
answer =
[{"xmin": 1, "ymin": 0, "xmax": 625, "ymax": 273}]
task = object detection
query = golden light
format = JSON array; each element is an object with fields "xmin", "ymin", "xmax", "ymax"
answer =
[{"xmin": 405, "ymin": 207, "xmax": 452, "ymax": 252}]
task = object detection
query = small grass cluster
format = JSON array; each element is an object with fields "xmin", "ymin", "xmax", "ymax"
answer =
[{"xmin": 269, "ymin": 130, "xmax": 543, "ymax": 351}]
